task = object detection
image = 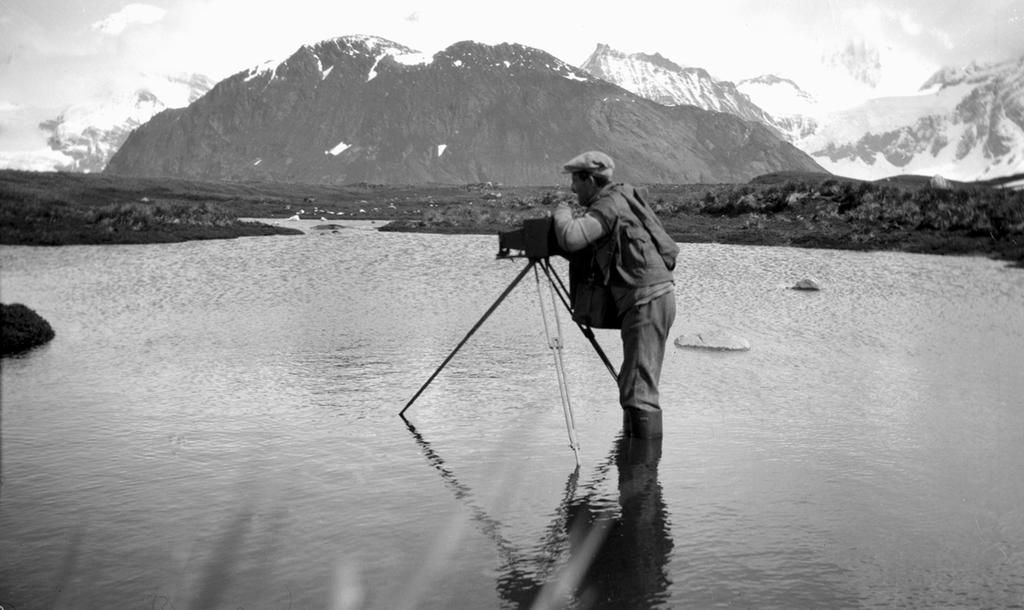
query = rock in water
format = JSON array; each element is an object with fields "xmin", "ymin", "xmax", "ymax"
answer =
[
  {"xmin": 1, "ymin": 303, "xmax": 56, "ymax": 356},
  {"xmin": 791, "ymin": 278, "xmax": 820, "ymax": 291},
  {"xmin": 674, "ymin": 331, "xmax": 750, "ymax": 351}
]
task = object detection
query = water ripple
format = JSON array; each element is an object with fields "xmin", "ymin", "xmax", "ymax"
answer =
[{"xmin": 2, "ymin": 235, "xmax": 1023, "ymax": 608}]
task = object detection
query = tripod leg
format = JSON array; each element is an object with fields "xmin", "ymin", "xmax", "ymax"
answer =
[
  {"xmin": 534, "ymin": 264, "xmax": 582, "ymax": 466},
  {"xmin": 400, "ymin": 259, "xmax": 536, "ymax": 417},
  {"xmin": 539, "ymin": 259, "xmax": 619, "ymax": 383}
]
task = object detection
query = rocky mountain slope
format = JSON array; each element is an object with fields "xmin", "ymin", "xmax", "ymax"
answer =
[{"xmin": 105, "ymin": 36, "xmax": 823, "ymax": 185}]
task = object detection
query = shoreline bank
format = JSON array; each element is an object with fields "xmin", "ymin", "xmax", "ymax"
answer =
[
  {"xmin": 2, "ymin": 169, "xmax": 1020, "ymax": 267},
  {"xmin": 378, "ymin": 214, "xmax": 1024, "ymax": 268}
]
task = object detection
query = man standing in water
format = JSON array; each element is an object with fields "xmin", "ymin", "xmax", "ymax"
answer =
[{"xmin": 551, "ymin": 151, "xmax": 678, "ymax": 439}]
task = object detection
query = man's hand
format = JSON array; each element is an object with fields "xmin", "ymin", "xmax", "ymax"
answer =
[{"xmin": 551, "ymin": 203, "xmax": 605, "ymax": 251}]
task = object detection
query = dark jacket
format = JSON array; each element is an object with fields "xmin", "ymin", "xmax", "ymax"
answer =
[{"xmin": 585, "ymin": 183, "xmax": 676, "ymax": 287}]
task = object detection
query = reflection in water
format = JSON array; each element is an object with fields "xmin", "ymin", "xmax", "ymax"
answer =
[
  {"xmin": 565, "ymin": 436, "xmax": 672, "ymax": 609},
  {"xmin": 405, "ymin": 419, "xmax": 672, "ymax": 608}
]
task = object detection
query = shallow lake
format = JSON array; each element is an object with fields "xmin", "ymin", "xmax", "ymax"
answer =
[{"xmin": 2, "ymin": 220, "xmax": 1023, "ymax": 609}]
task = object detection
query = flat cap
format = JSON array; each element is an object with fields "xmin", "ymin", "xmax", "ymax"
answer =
[{"xmin": 561, "ymin": 150, "xmax": 614, "ymax": 177}]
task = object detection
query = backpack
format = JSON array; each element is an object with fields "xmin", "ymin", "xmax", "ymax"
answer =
[{"xmin": 619, "ymin": 186, "xmax": 679, "ymax": 271}]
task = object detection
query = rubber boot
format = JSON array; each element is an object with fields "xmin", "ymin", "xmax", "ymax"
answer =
[{"xmin": 622, "ymin": 408, "xmax": 663, "ymax": 439}]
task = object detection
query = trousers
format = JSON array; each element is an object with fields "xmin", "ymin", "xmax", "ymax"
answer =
[{"xmin": 618, "ymin": 289, "xmax": 675, "ymax": 424}]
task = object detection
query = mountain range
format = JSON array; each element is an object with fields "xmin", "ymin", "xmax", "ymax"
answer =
[
  {"xmin": 8, "ymin": 35, "xmax": 1023, "ymax": 184},
  {"xmin": 580, "ymin": 44, "xmax": 1024, "ymax": 182},
  {"xmin": 802, "ymin": 56, "xmax": 1024, "ymax": 182},
  {"xmin": 105, "ymin": 36, "xmax": 821, "ymax": 185}
]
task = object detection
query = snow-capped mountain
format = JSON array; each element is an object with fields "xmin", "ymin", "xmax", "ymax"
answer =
[
  {"xmin": 801, "ymin": 55, "xmax": 1024, "ymax": 181},
  {"xmin": 584, "ymin": 42, "xmax": 1024, "ymax": 182},
  {"xmin": 735, "ymin": 75, "xmax": 817, "ymax": 116},
  {"xmin": 106, "ymin": 35, "xmax": 822, "ymax": 185},
  {"xmin": 580, "ymin": 44, "xmax": 820, "ymax": 144},
  {"xmin": 37, "ymin": 73, "xmax": 213, "ymax": 172},
  {"xmin": 736, "ymin": 75, "xmax": 820, "ymax": 142},
  {"xmin": 580, "ymin": 45, "xmax": 781, "ymax": 130}
]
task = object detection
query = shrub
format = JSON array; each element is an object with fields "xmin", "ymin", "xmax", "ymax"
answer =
[{"xmin": 987, "ymin": 193, "xmax": 1024, "ymax": 236}]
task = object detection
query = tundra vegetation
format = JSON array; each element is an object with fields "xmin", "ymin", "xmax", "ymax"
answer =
[
  {"xmin": 1, "ymin": 169, "xmax": 1021, "ymax": 267},
  {"xmin": 0, "ymin": 170, "xmax": 304, "ymax": 244},
  {"xmin": 384, "ymin": 172, "xmax": 1024, "ymax": 267}
]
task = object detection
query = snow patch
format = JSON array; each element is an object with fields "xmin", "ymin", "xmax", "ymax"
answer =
[
  {"xmin": 326, "ymin": 141, "xmax": 349, "ymax": 156},
  {"xmin": 437, "ymin": 144, "xmax": 447, "ymax": 157},
  {"xmin": 393, "ymin": 52, "xmax": 432, "ymax": 66},
  {"xmin": 245, "ymin": 59, "xmax": 280, "ymax": 82},
  {"xmin": 322, "ymin": 65, "xmax": 334, "ymax": 80},
  {"xmin": 367, "ymin": 56, "xmax": 383, "ymax": 82},
  {"xmin": 368, "ymin": 48, "xmax": 433, "ymax": 81}
]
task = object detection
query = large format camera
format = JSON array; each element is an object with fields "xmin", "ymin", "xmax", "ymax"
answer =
[{"xmin": 496, "ymin": 217, "xmax": 566, "ymax": 259}]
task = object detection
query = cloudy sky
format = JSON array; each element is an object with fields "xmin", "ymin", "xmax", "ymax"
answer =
[{"xmin": 1, "ymin": 0, "xmax": 1023, "ymax": 156}]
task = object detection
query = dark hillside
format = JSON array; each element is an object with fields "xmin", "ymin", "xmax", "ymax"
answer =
[{"xmin": 106, "ymin": 36, "xmax": 824, "ymax": 185}]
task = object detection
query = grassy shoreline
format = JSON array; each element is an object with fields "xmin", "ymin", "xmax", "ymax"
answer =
[
  {"xmin": 1, "ymin": 170, "xmax": 305, "ymax": 245},
  {"xmin": 2, "ymin": 169, "xmax": 1021, "ymax": 267}
]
